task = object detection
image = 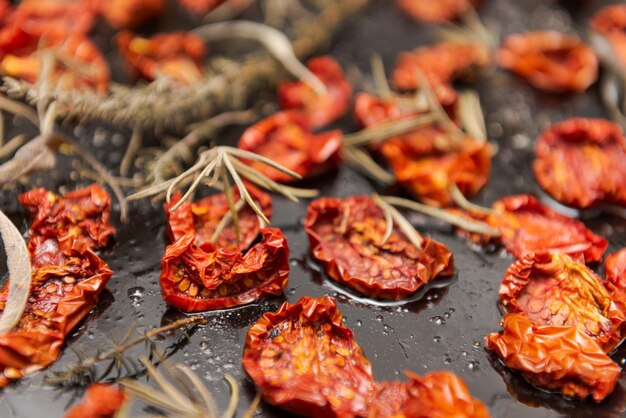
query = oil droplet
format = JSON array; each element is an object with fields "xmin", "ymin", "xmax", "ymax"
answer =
[
  {"xmin": 443, "ymin": 312, "xmax": 451, "ymax": 319},
  {"xmin": 461, "ymin": 351, "xmax": 468, "ymax": 357},
  {"xmin": 375, "ymin": 315, "xmax": 383, "ymax": 322},
  {"xmin": 468, "ymin": 360, "xmax": 480, "ymax": 371},
  {"xmin": 356, "ymin": 320, "xmax": 362, "ymax": 327},
  {"xmin": 127, "ymin": 287, "xmax": 144, "ymax": 303},
  {"xmin": 433, "ymin": 336, "xmax": 441, "ymax": 342},
  {"xmin": 430, "ymin": 316, "xmax": 446, "ymax": 325},
  {"xmin": 473, "ymin": 341, "xmax": 481, "ymax": 348}
]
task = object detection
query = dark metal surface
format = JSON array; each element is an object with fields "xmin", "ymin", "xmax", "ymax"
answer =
[{"xmin": 1, "ymin": 0, "xmax": 626, "ymax": 417}]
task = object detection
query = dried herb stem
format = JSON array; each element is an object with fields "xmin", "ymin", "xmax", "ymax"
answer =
[
  {"xmin": 120, "ymin": 127, "xmax": 142, "ymax": 176},
  {"xmin": 371, "ymin": 54, "xmax": 391, "ymax": 99},
  {"xmin": 342, "ymin": 146, "xmax": 394, "ymax": 185},
  {"xmin": 342, "ymin": 113, "xmax": 437, "ymax": 148},
  {"xmin": 449, "ymin": 184, "xmax": 497, "ymax": 215}
]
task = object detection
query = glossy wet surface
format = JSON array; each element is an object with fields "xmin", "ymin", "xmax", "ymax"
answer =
[{"xmin": 1, "ymin": 0, "xmax": 626, "ymax": 417}]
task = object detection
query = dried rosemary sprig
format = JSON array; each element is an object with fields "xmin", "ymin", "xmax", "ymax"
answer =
[
  {"xmin": 45, "ymin": 316, "xmax": 206, "ymax": 387},
  {"xmin": 0, "ymin": 210, "xmax": 32, "ymax": 335},
  {"xmin": 120, "ymin": 357, "xmax": 261, "ymax": 418},
  {"xmin": 372, "ymin": 193, "xmax": 424, "ymax": 249}
]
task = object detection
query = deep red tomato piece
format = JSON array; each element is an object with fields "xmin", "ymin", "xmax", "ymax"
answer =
[
  {"xmin": 64, "ymin": 384, "xmax": 127, "ymax": 418},
  {"xmin": 534, "ymin": 118, "xmax": 626, "ymax": 209},
  {"xmin": 19, "ymin": 184, "xmax": 115, "ymax": 254},
  {"xmin": 353, "ymin": 92, "xmax": 425, "ymax": 130},
  {"xmin": 449, "ymin": 194, "xmax": 608, "ymax": 262},
  {"xmin": 395, "ymin": 0, "xmax": 480, "ymax": 23},
  {"xmin": 499, "ymin": 253, "xmax": 626, "ymax": 353},
  {"xmin": 304, "ymin": 196, "xmax": 454, "ymax": 300},
  {"xmin": 117, "ymin": 31, "xmax": 206, "ymax": 84},
  {"xmin": 498, "ymin": 31, "xmax": 598, "ymax": 93},
  {"xmin": 160, "ymin": 228, "xmax": 289, "ymax": 312},
  {"xmin": 0, "ymin": 238, "xmax": 113, "ymax": 387},
  {"xmin": 165, "ymin": 185, "xmax": 272, "ymax": 252},
  {"xmin": 99, "ymin": 0, "xmax": 164, "ymax": 29},
  {"xmin": 485, "ymin": 313, "xmax": 621, "ymax": 403},
  {"xmin": 237, "ymin": 110, "xmax": 343, "ymax": 183},
  {"xmin": 392, "ymin": 41, "xmax": 490, "ymax": 99},
  {"xmin": 606, "ymin": 249, "xmax": 626, "ymax": 292},
  {"xmin": 277, "ymin": 56, "xmax": 352, "ymax": 128},
  {"xmin": 242, "ymin": 296, "xmax": 376, "ymax": 418},
  {"xmin": 590, "ymin": 4, "xmax": 626, "ymax": 67}
]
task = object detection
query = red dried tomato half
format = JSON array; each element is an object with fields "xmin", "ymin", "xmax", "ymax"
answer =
[
  {"xmin": 485, "ymin": 313, "xmax": 621, "ymax": 402},
  {"xmin": 117, "ymin": 31, "xmax": 206, "ymax": 85},
  {"xmin": 369, "ymin": 371, "xmax": 490, "ymax": 418},
  {"xmin": 449, "ymin": 194, "xmax": 608, "ymax": 262},
  {"xmin": 395, "ymin": 0, "xmax": 480, "ymax": 23},
  {"xmin": 237, "ymin": 110, "xmax": 343, "ymax": 183},
  {"xmin": 534, "ymin": 118, "xmax": 626, "ymax": 209},
  {"xmin": 0, "ymin": 31, "xmax": 109, "ymax": 93},
  {"xmin": 392, "ymin": 41, "xmax": 490, "ymax": 99},
  {"xmin": 99, "ymin": 0, "xmax": 164, "ymax": 30},
  {"xmin": 0, "ymin": 238, "xmax": 113, "ymax": 387},
  {"xmin": 165, "ymin": 185, "xmax": 272, "ymax": 251},
  {"xmin": 177, "ymin": 0, "xmax": 227, "ymax": 16},
  {"xmin": 499, "ymin": 252, "xmax": 626, "ymax": 352},
  {"xmin": 19, "ymin": 184, "xmax": 115, "ymax": 254},
  {"xmin": 160, "ymin": 228, "xmax": 289, "ymax": 312},
  {"xmin": 606, "ymin": 249, "xmax": 626, "ymax": 292},
  {"xmin": 590, "ymin": 4, "xmax": 626, "ymax": 67},
  {"xmin": 498, "ymin": 31, "xmax": 598, "ymax": 93},
  {"xmin": 304, "ymin": 196, "xmax": 454, "ymax": 300},
  {"xmin": 353, "ymin": 92, "xmax": 424, "ymax": 130},
  {"xmin": 242, "ymin": 296, "xmax": 376, "ymax": 418},
  {"xmin": 64, "ymin": 384, "xmax": 126, "ymax": 418},
  {"xmin": 277, "ymin": 56, "xmax": 352, "ymax": 128}
]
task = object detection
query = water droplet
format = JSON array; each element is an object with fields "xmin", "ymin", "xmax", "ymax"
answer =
[
  {"xmin": 448, "ymin": 308, "xmax": 455, "ymax": 313},
  {"xmin": 473, "ymin": 341, "xmax": 481, "ymax": 348},
  {"xmin": 375, "ymin": 315, "xmax": 383, "ymax": 322},
  {"xmin": 443, "ymin": 312, "xmax": 451, "ymax": 319},
  {"xmin": 468, "ymin": 360, "xmax": 480, "ymax": 371},
  {"xmin": 461, "ymin": 351, "xmax": 468, "ymax": 357},
  {"xmin": 430, "ymin": 316, "xmax": 446, "ymax": 325},
  {"xmin": 444, "ymin": 355, "xmax": 451, "ymax": 364},
  {"xmin": 356, "ymin": 320, "xmax": 362, "ymax": 327},
  {"xmin": 127, "ymin": 287, "xmax": 144, "ymax": 303},
  {"xmin": 433, "ymin": 336, "xmax": 441, "ymax": 342}
]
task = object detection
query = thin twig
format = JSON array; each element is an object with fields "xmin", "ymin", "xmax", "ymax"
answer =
[
  {"xmin": 449, "ymin": 184, "xmax": 497, "ymax": 215},
  {"xmin": 342, "ymin": 146, "xmax": 395, "ymax": 185},
  {"xmin": 120, "ymin": 127, "xmax": 142, "ymax": 177},
  {"xmin": 372, "ymin": 193, "xmax": 424, "ymax": 249}
]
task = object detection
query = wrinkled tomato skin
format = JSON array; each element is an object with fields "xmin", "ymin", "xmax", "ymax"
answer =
[
  {"xmin": 353, "ymin": 92, "xmax": 423, "ymax": 130},
  {"xmin": 590, "ymin": 4, "xmax": 626, "ymax": 67},
  {"xmin": 304, "ymin": 196, "xmax": 454, "ymax": 300},
  {"xmin": 485, "ymin": 313, "xmax": 621, "ymax": 403},
  {"xmin": 64, "ymin": 384, "xmax": 126, "ymax": 418},
  {"xmin": 165, "ymin": 185, "xmax": 272, "ymax": 252},
  {"xmin": 395, "ymin": 0, "xmax": 480, "ymax": 23},
  {"xmin": 0, "ymin": 238, "xmax": 113, "ymax": 387},
  {"xmin": 606, "ymin": 249, "xmax": 626, "ymax": 292},
  {"xmin": 369, "ymin": 371, "xmax": 490, "ymax": 418},
  {"xmin": 534, "ymin": 118, "xmax": 626, "ymax": 209},
  {"xmin": 99, "ymin": 0, "xmax": 164, "ymax": 29},
  {"xmin": 499, "ymin": 253, "xmax": 626, "ymax": 352},
  {"xmin": 177, "ymin": 0, "xmax": 227, "ymax": 15},
  {"xmin": 392, "ymin": 41, "xmax": 490, "ymax": 99},
  {"xmin": 450, "ymin": 194, "xmax": 608, "ymax": 262},
  {"xmin": 498, "ymin": 31, "xmax": 598, "ymax": 93},
  {"xmin": 242, "ymin": 296, "xmax": 376, "ymax": 418},
  {"xmin": 381, "ymin": 126, "xmax": 493, "ymax": 207},
  {"xmin": 238, "ymin": 110, "xmax": 343, "ymax": 183},
  {"xmin": 19, "ymin": 184, "xmax": 115, "ymax": 254},
  {"xmin": 117, "ymin": 31, "xmax": 205, "ymax": 85},
  {"xmin": 160, "ymin": 228, "xmax": 289, "ymax": 312},
  {"xmin": 277, "ymin": 56, "xmax": 352, "ymax": 128}
]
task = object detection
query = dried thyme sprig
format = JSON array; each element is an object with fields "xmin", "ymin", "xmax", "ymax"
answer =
[
  {"xmin": 44, "ymin": 316, "xmax": 206, "ymax": 387},
  {"xmin": 120, "ymin": 357, "xmax": 261, "ymax": 418},
  {"xmin": 2, "ymin": 0, "xmax": 371, "ymax": 131}
]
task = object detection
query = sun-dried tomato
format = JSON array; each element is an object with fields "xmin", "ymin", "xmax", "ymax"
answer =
[
  {"xmin": 450, "ymin": 194, "xmax": 608, "ymax": 262},
  {"xmin": 369, "ymin": 371, "xmax": 490, "ymax": 418},
  {"xmin": 498, "ymin": 31, "xmax": 598, "ymax": 93},
  {"xmin": 0, "ymin": 237, "xmax": 113, "ymax": 387},
  {"xmin": 392, "ymin": 41, "xmax": 490, "ymax": 98},
  {"xmin": 304, "ymin": 196, "xmax": 454, "ymax": 300},
  {"xmin": 534, "ymin": 118, "xmax": 626, "ymax": 209},
  {"xmin": 0, "ymin": 30, "xmax": 109, "ymax": 93},
  {"xmin": 381, "ymin": 126, "xmax": 493, "ymax": 207},
  {"xmin": 177, "ymin": 0, "xmax": 227, "ymax": 16},
  {"xmin": 165, "ymin": 186, "xmax": 272, "ymax": 252},
  {"xmin": 353, "ymin": 92, "xmax": 425, "ymax": 130},
  {"xmin": 499, "ymin": 253, "xmax": 626, "ymax": 352},
  {"xmin": 277, "ymin": 56, "xmax": 352, "ymax": 128},
  {"xmin": 485, "ymin": 313, "xmax": 621, "ymax": 402},
  {"xmin": 160, "ymin": 228, "xmax": 289, "ymax": 312},
  {"xmin": 395, "ymin": 0, "xmax": 480, "ymax": 23},
  {"xmin": 19, "ymin": 184, "xmax": 115, "ymax": 254},
  {"xmin": 117, "ymin": 31, "xmax": 206, "ymax": 85},
  {"xmin": 64, "ymin": 384, "xmax": 126, "ymax": 418},
  {"xmin": 590, "ymin": 4, "xmax": 626, "ymax": 67},
  {"xmin": 238, "ymin": 110, "xmax": 343, "ymax": 183},
  {"xmin": 243, "ymin": 296, "xmax": 489, "ymax": 417},
  {"xmin": 99, "ymin": 0, "xmax": 164, "ymax": 29},
  {"xmin": 606, "ymin": 249, "xmax": 626, "ymax": 292},
  {"xmin": 242, "ymin": 296, "xmax": 376, "ymax": 418}
]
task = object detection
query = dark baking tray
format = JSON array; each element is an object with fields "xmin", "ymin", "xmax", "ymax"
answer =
[{"xmin": 1, "ymin": 0, "xmax": 626, "ymax": 417}]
